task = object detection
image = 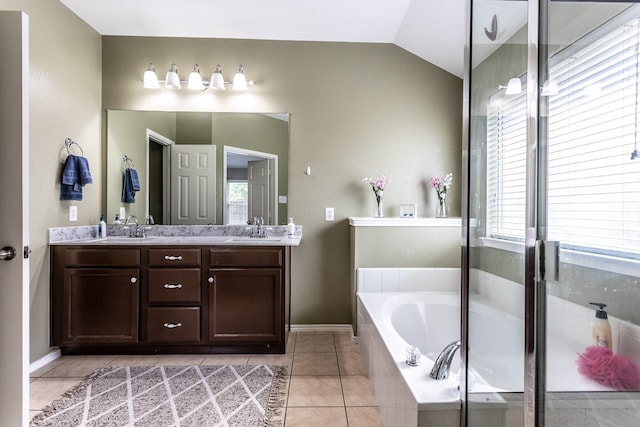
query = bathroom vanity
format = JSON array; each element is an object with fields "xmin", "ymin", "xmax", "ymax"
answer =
[{"xmin": 49, "ymin": 233, "xmax": 299, "ymax": 355}]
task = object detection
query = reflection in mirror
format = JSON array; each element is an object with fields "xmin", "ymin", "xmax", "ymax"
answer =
[{"xmin": 106, "ymin": 111, "xmax": 289, "ymax": 225}]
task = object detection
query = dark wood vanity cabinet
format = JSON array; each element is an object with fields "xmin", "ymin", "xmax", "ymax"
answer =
[
  {"xmin": 50, "ymin": 248, "xmax": 140, "ymax": 345},
  {"xmin": 50, "ymin": 244, "xmax": 290, "ymax": 354}
]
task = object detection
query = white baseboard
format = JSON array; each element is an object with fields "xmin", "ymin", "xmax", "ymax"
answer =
[
  {"xmin": 30, "ymin": 349, "xmax": 61, "ymax": 373},
  {"xmin": 290, "ymin": 324, "xmax": 356, "ymax": 341}
]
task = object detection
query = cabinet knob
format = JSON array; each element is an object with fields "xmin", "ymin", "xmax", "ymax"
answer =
[
  {"xmin": 164, "ymin": 283, "xmax": 183, "ymax": 289},
  {"xmin": 130, "ymin": 277, "xmax": 138, "ymax": 283},
  {"xmin": 164, "ymin": 255, "xmax": 183, "ymax": 261},
  {"xmin": 163, "ymin": 322, "xmax": 182, "ymax": 329},
  {"xmin": 208, "ymin": 277, "xmax": 214, "ymax": 283}
]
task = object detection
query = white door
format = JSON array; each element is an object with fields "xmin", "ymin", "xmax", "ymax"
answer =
[
  {"xmin": 0, "ymin": 11, "xmax": 30, "ymax": 426},
  {"xmin": 247, "ymin": 159, "xmax": 271, "ymax": 223},
  {"xmin": 170, "ymin": 145, "xmax": 216, "ymax": 225}
]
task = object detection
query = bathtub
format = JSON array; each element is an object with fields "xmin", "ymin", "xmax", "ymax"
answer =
[
  {"xmin": 357, "ymin": 291, "xmax": 614, "ymax": 427},
  {"xmin": 358, "ymin": 291, "xmax": 462, "ymax": 427}
]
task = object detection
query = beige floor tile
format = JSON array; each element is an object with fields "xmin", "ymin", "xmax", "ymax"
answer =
[
  {"xmin": 287, "ymin": 376, "xmax": 344, "ymax": 407},
  {"xmin": 41, "ymin": 355, "xmax": 115, "ymax": 378},
  {"xmin": 337, "ymin": 351, "xmax": 366, "ymax": 375},
  {"xmin": 30, "ymin": 410, "xmax": 42, "ymax": 421},
  {"xmin": 294, "ymin": 333, "xmax": 335, "ymax": 353},
  {"xmin": 199, "ymin": 354, "xmax": 250, "ymax": 366},
  {"xmin": 109, "ymin": 355, "xmax": 160, "ymax": 366},
  {"xmin": 30, "ymin": 357, "xmax": 67, "ymax": 378},
  {"xmin": 30, "ymin": 378, "xmax": 82, "ymax": 410},
  {"xmin": 341, "ymin": 376, "xmax": 377, "ymax": 406},
  {"xmin": 286, "ymin": 331, "xmax": 297, "ymax": 353},
  {"xmin": 292, "ymin": 352, "xmax": 339, "ymax": 376},
  {"xmin": 285, "ymin": 407, "xmax": 348, "ymax": 427},
  {"xmin": 153, "ymin": 354, "xmax": 206, "ymax": 366},
  {"xmin": 346, "ymin": 406, "xmax": 384, "ymax": 427},
  {"xmin": 247, "ymin": 353, "xmax": 294, "ymax": 369},
  {"xmin": 334, "ymin": 332, "xmax": 359, "ymax": 352}
]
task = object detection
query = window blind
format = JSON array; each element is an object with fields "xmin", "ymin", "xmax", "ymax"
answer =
[{"xmin": 486, "ymin": 13, "xmax": 640, "ymax": 258}]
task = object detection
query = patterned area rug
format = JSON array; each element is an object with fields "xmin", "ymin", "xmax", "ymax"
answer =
[{"xmin": 31, "ymin": 365, "xmax": 288, "ymax": 427}]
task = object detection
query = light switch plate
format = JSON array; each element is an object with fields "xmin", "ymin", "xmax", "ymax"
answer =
[
  {"xmin": 325, "ymin": 207, "xmax": 335, "ymax": 221},
  {"xmin": 69, "ymin": 205, "xmax": 78, "ymax": 222}
]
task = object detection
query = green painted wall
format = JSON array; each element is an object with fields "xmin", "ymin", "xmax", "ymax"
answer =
[{"xmin": 101, "ymin": 36, "xmax": 463, "ymax": 327}]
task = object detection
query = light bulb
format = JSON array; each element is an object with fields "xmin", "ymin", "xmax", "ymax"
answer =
[
  {"xmin": 165, "ymin": 63, "xmax": 181, "ymax": 89},
  {"xmin": 232, "ymin": 65, "xmax": 248, "ymax": 91},
  {"xmin": 187, "ymin": 64, "xmax": 204, "ymax": 90},
  {"xmin": 210, "ymin": 65, "xmax": 226, "ymax": 90},
  {"xmin": 143, "ymin": 63, "xmax": 160, "ymax": 89}
]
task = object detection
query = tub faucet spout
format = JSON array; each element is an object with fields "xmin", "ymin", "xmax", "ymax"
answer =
[{"xmin": 429, "ymin": 340, "xmax": 461, "ymax": 380}]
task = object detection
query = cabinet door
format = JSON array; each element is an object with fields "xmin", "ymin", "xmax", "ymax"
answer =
[
  {"xmin": 62, "ymin": 268, "xmax": 139, "ymax": 344},
  {"xmin": 208, "ymin": 269, "xmax": 282, "ymax": 343}
]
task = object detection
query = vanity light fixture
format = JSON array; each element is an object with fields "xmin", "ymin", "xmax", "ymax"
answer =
[
  {"xmin": 187, "ymin": 64, "xmax": 205, "ymax": 90},
  {"xmin": 142, "ymin": 63, "xmax": 255, "ymax": 91},
  {"xmin": 232, "ymin": 65, "xmax": 248, "ymax": 91},
  {"xmin": 143, "ymin": 63, "xmax": 160, "ymax": 89},
  {"xmin": 210, "ymin": 65, "xmax": 226, "ymax": 90},
  {"xmin": 164, "ymin": 63, "xmax": 181, "ymax": 89}
]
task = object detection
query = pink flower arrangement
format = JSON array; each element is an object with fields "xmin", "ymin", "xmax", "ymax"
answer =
[
  {"xmin": 430, "ymin": 173, "xmax": 453, "ymax": 199},
  {"xmin": 362, "ymin": 175, "xmax": 391, "ymax": 193}
]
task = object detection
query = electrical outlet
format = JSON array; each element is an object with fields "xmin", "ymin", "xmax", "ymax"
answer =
[
  {"xmin": 69, "ymin": 206, "xmax": 78, "ymax": 222},
  {"xmin": 325, "ymin": 207, "xmax": 335, "ymax": 221}
]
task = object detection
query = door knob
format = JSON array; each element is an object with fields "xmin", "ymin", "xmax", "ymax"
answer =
[{"xmin": 0, "ymin": 246, "xmax": 17, "ymax": 261}]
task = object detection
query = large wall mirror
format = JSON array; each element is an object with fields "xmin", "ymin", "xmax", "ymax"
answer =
[{"xmin": 106, "ymin": 110, "xmax": 289, "ymax": 225}]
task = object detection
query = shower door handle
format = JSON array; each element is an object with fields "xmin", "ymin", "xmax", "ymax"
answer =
[{"xmin": 534, "ymin": 240, "xmax": 559, "ymax": 282}]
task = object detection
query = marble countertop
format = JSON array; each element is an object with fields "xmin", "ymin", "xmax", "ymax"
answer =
[
  {"xmin": 50, "ymin": 235, "xmax": 301, "ymax": 246},
  {"xmin": 48, "ymin": 225, "xmax": 302, "ymax": 247}
]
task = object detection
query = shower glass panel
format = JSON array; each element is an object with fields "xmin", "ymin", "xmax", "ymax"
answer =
[
  {"xmin": 466, "ymin": 0, "xmax": 528, "ymax": 425},
  {"xmin": 466, "ymin": 0, "xmax": 640, "ymax": 426},
  {"xmin": 543, "ymin": 2, "xmax": 640, "ymax": 426}
]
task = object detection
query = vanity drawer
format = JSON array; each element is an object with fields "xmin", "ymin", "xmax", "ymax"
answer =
[
  {"xmin": 209, "ymin": 247, "xmax": 283, "ymax": 267},
  {"xmin": 148, "ymin": 269, "xmax": 201, "ymax": 303},
  {"xmin": 148, "ymin": 248, "xmax": 201, "ymax": 267},
  {"xmin": 147, "ymin": 307, "xmax": 201, "ymax": 343},
  {"xmin": 64, "ymin": 248, "xmax": 140, "ymax": 267}
]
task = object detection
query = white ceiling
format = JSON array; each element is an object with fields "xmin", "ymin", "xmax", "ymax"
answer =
[{"xmin": 58, "ymin": 0, "xmax": 467, "ymax": 77}]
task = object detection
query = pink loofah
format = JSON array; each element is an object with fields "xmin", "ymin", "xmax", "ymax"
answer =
[{"xmin": 576, "ymin": 346, "xmax": 640, "ymax": 391}]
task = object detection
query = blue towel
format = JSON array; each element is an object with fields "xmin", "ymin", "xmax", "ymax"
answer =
[
  {"xmin": 60, "ymin": 155, "xmax": 93, "ymax": 201},
  {"xmin": 121, "ymin": 167, "xmax": 140, "ymax": 203}
]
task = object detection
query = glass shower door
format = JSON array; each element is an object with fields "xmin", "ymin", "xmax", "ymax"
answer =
[
  {"xmin": 542, "ymin": 2, "xmax": 640, "ymax": 426},
  {"xmin": 465, "ymin": 1, "xmax": 640, "ymax": 426},
  {"xmin": 465, "ymin": 0, "xmax": 529, "ymax": 425}
]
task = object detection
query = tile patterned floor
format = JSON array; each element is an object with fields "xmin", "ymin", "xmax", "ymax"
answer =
[{"xmin": 30, "ymin": 331, "xmax": 384, "ymax": 426}]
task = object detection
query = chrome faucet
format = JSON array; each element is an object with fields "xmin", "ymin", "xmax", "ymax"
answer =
[
  {"xmin": 251, "ymin": 216, "xmax": 266, "ymax": 238},
  {"xmin": 429, "ymin": 340, "xmax": 461, "ymax": 380},
  {"xmin": 124, "ymin": 215, "xmax": 145, "ymax": 238}
]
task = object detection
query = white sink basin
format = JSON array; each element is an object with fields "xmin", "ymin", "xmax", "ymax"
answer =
[
  {"xmin": 179, "ymin": 236, "xmax": 234, "ymax": 243},
  {"xmin": 231, "ymin": 236, "xmax": 284, "ymax": 242},
  {"xmin": 95, "ymin": 236, "xmax": 160, "ymax": 243}
]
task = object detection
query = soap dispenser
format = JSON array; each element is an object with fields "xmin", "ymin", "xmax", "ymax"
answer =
[
  {"xmin": 98, "ymin": 214, "xmax": 107, "ymax": 238},
  {"xmin": 590, "ymin": 302, "xmax": 612, "ymax": 349},
  {"xmin": 287, "ymin": 217, "xmax": 296, "ymax": 238}
]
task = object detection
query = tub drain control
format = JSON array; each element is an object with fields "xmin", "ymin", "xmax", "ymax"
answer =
[{"xmin": 405, "ymin": 345, "xmax": 421, "ymax": 366}]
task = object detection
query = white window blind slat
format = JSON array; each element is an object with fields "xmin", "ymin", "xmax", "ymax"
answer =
[{"xmin": 486, "ymin": 14, "xmax": 640, "ymax": 259}]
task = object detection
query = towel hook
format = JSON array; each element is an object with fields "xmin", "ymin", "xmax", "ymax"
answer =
[{"xmin": 64, "ymin": 138, "xmax": 84, "ymax": 156}]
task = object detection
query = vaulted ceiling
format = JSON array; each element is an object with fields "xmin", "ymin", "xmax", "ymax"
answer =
[{"xmin": 58, "ymin": 0, "xmax": 467, "ymax": 77}]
